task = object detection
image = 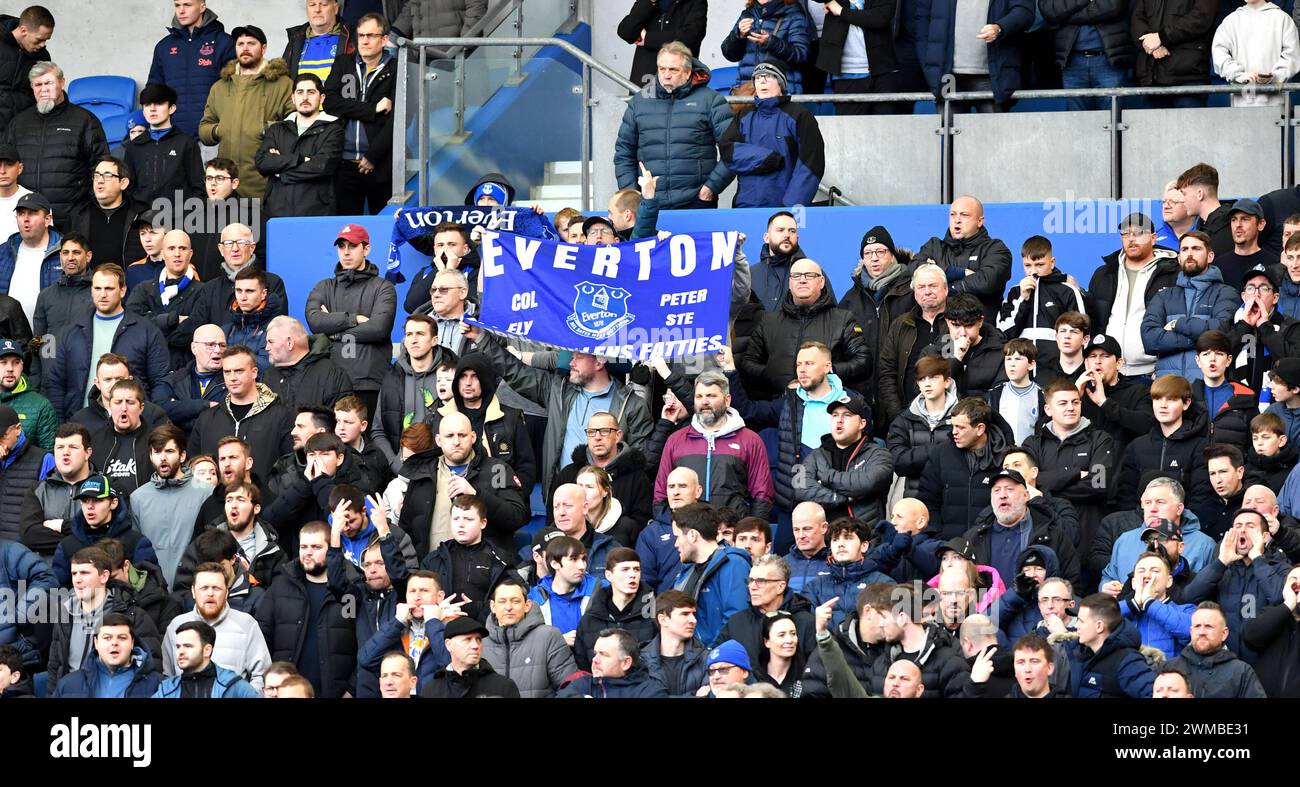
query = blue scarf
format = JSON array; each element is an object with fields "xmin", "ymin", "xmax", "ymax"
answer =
[
  {"xmin": 159, "ymin": 265, "xmax": 198, "ymax": 306},
  {"xmin": 386, "ymin": 205, "xmax": 557, "ymax": 282}
]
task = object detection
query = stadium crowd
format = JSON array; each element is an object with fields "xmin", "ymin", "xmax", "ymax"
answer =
[{"xmin": 1, "ymin": 0, "xmax": 1300, "ymax": 700}]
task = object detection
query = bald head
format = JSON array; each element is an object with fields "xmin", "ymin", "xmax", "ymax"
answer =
[
  {"xmin": 552, "ymin": 483, "xmax": 589, "ymax": 535},
  {"xmin": 435, "ymin": 412, "xmax": 476, "ymax": 465},
  {"xmin": 218, "ymin": 223, "xmax": 255, "ymax": 269},
  {"xmin": 949, "ymin": 195, "xmax": 985, "ymax": 239},
  {"xmin": 191, "ymin": 323, "xmax": 228, "ymax": 372},
  {"xmin": 958, "ymin": 613, "xmax": 998, "ymax": 656},
  {"xmin": 1242, "ymin": 484, "xmax": 1280, "ymax": 516},
  {"xmin": 162, "ymin": 229, "xmax": 193, "ymax": 274},
  {"xmin": 788, "ymin": 258, "xmax": 825, "ymax": 305},
  {"xmin": 665, "ymin": 467, "xmax": 702, "ymax": 509},
  {"xmin": 266, "ymin": 316, "xmax": 309, "ymax": 367},
  {"xmin": 891, "ymin": 498, "xmax": 929, "ymax": 535},
  {"xmin": 883, "ymin": 659, "xmax": 924, "ymax": 698}
]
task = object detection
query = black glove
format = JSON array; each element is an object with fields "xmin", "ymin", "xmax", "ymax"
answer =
[{"xmin": 1013, "ymin": 572, "xmax": 1039, "ymax": 598}]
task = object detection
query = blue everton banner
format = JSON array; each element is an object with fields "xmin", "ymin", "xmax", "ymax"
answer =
[
  {"xmin": 467, "ymin": 230, "xmax": 739, "ymax": 360},
  {"xmin": 386, "ymin": 205, "xmax": 557, "ymax": 282}
]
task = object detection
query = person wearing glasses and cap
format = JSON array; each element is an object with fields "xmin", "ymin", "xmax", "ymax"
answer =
[
  {"xmin": 1224, "ymin": 263, "xmax": 1300, "ymax": 392},
  {"xmin": 50, "ymin": 474, "xmax": 158, "ymax": 587}
]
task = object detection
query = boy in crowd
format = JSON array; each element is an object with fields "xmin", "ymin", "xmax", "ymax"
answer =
[
  {"xmin": 1265, "ymin": 358, "xmax": 1300, "ymax": 444},
  {"xmin": 123, "ymin": 83, "xmax": 204, "ymax": 209},
  {"xmin": 1247, "ymin": 412, "xmax": 1297, "ymax": 493},
  {"xmin": 527, "ymin": 536, "xmax": 597, "ymax": 647},
  {"xmin": 1280, "ymin": 233, "xmax": 1300, "ymax": 316},
  {"xmin": 1034, "ymin": 311, "xmax": 1091, "ymax": 387},
  {"xmin": 987, "ymin": 338, "xmax": 1043, "ymax": 445},
  {"xmin": 996, "ymin": 236, "xmax": 1087, "ymax": 366},
  {"xmin": 1190, "ymin": 330, "xmax": 1258, "ymax": 452}
]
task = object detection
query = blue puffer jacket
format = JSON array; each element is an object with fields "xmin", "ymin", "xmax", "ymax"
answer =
[
  {"xmin": 356, "ymin": 613, "xmax": 448, "ymax": 696},
  {"xmin": 1062, "ymin": 619, "xmax": 1157, "ymax": 698},
  {"xmin": 0, "ymin": 228, "xmax": 62, "ymax": 297},
  {"xmin": 152, "ymin": 664, "xmax": 261, "ymax": 698},
  {"xmin": 1121, "ymin": 596, "xmax": 1194, "ymax": 660},
  {"xmin": 146, "ymin": 9, "xmax": 237, "ymax": 137},
  {"xmin": 719, "ymin": 94, "xmax": 824, "ymax": 208},
  {"xmin": 803, "ymin": 557, "xmax": 895, "ymax": 628},
  {"xmin": 672, "ymin": 544, "xmax": 753, "ymax": 647},
  {"xmin": 52, "ymin": 646, "xmax": 162, "ymax": 698},
  {"xmin": 51, "ymin": 499, "xmax": 160, "ymax": 587},
  {"xmin": 785, "ymin": 543, "xmax": 832, "ymax": 595},
  {"xmin": 914, "ymin": 0, "xmax": 1035, "ymax": 103},
  {"xmin": 613, "ymin": 58, "xmax": 734, "ymax": 209},
  {"xmin": 1280, "ymin": 275, "xmax": 1300, "ymax": 319},
  {"xmin": 636, "ymin": 509, "xmax": 681, "ymax": 594},
  {"xmin": 46, "ymin": 309, "xmax": 171, "ymax": 420},
  {"xmin": 719, "ymin": 2, "xmax": 811, "ymax": 93},
  {"xmin": 0, "ymin": 540, "xmax": 57, "ymax": 668},
  {"xmin": 1139, "ymin": 267, "xmax": 1240, "ymax": 380},
  {"xmin": 221, "ymin": 294, "xmax": 281, "ymax": 371}
]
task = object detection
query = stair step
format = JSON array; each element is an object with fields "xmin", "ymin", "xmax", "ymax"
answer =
[
  {"xmin": 545, "ymin": 160, "xmax": 589, "ymax": 176},
  {"xmin": 543, "ymin": 171, "xmax": 582, "ymax": 186},
  {"xmin": 521, "ymin": 198, "xmax": 584, "ymax": 214},
  {"xmin": 531, "ymin": 183, "xmax": 582, "ymax": 200}
]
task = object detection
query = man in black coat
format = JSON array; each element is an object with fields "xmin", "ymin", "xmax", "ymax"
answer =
[
  {"xmin": 429, "ymin": 352, "xmax": 536, "ymax": 494},
  {"xmin": 176, "ymin": 223, "xmax": 288, "ymax": 349},
  {"xmin": 87, "ymin": 379, "xmax": 164, "ymax": 499},
  {"xmin": 915, "ymin": 195, "xmax": 1012, "ymax": 322},
  {"xmin": 615, "ymin": 0, "xmax": 707, "ymax": 87},
  {"xmin": 121, "ymin": 83, "xmax": 204, "ymax": 209},
  {"xmin": 738, "ymin": 258, "xmax": 872, "ymax": 399},
  {"xmin": 419, "ymin": 616, "xmax": 521, "ymax": 698},
  {"xmin": 962, "ymin": 469, "xmax": 1082, "ymax": 587},
  {"xmin": 572, "ymin": 547, "xmax": 657, "ymax": 671},
  {"xmin": 263, "ymin": 432, "xmax": 377, "ymax": 554},
  {"xmin": 187, "ymin": 346, "xmax": 294, "ymax": 486},
  {"xmin": 917, "ymin": 397, "xmax": 1011, "ymax": 540},
  {"xmin": 152, "ymin": 322, "xmax": 228, "ymax": 434},
  {"xmin": 254, "ymin": 73, "xmax": 343, "ymax": 219},
  {"xmin": 2, "ymin": 61, "xmax": 108, "ymax": 233},
  {"xmin": 1242, "ymin": 565, "xmax": 1300, "ymax": 697},
  {"xmin": 922, "ymin": 293, "xmax": 1007, "ymax": 399},
  {"xmin": 715, "ymin": 553, "xmax": 816, "ymax": 664},
  {"xmin": 0, "ymin": 9, "xmax": 53, "ymax": 130},
  {"xmin": 263, "ymin": 316, "xmax": 353, "ymax": 411},
  {"xmin": 125, "ymin": 230, "xmax": 205, "ymax": 370},
  {"xmin": 322, "ymin": 13, "xmax": 395, "ymax": 216},
  {"xmin": 864, "ymin": 581, "xmax": 972, "ymax": 698},
  {"xmin": 84, "ymin": 157, "xmax": 145, "ymax": 269},
  {"xmin": 255, "ymin": 521, "xmax": 357, "ymax": 698},
  {"xmin": 802, "ymin": 596, "xmax": 891, "ymax": 698},
  {"xmin": 1078, "ymin": 334, "xmax": 1156, "ymax": 457},
  {"xmin": 551, "ymin": 411, "xmax": 654, "ymax": 528}
]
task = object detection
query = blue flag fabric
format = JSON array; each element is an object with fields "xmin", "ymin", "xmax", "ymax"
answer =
[
  {"xmin": 386, "ymin": 205, "xmax": 558, "ymax": 282},
  {"xmin": 466, "ymin": 230, "xmax": 738, "ymax": 360}
]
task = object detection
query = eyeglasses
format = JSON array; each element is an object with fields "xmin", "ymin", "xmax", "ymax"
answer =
[
  {"xmin": 587, "ymin": 227, "xmax": 614, "ymax": 238},
  {"xmin": 1244, "ymin": 284, "xmax": 1275, "ymax": 295},
  {"xmin": 1038, "ymin": 596, "xmax": 1070, "ymax": 605},
  {"xmin": 1162, "ymin": 199, "xmax": 1184, "ymax": 206},
  {"xmin": 585, "ymin": 427, "xmax": 618, "ymax": 437},
  {"xmin": 195, "ymin": 341, "xmax": 228, "ymax": 351},
  {"xmin": 431, "ymin": 286, "xmax": 461, "ymax": 295},
  {"xmin": 707, "ymin": 666, "xmax": 737, "ymax": 676},
  {"xmin": 204, "ymin": 175, "xmax": 232, "ymax": 183},
  {"xmin": 1119, "ymin": 229, "xmax": 1152, "ymax": 238},
  {"xmin": 748, "ymin": 577, "xmax": 783, "ymax": 587},
  {"xmin": 91, "ymin": 172, "xmax": 122, "ymax": 181},
  {"xmin": 218, "ymin": 239, "xmax": 255, "ymax": 248},
  {"xmin": 862, "ymin": 249, "xmax": 891, "ymax": 259},
  {"xmin": 789, "ymin": 272, "xmax": 823, "ymax": 282},
  {"xmin": 356, "ymin": 32, "xmax": 385, "ymax": 39}
]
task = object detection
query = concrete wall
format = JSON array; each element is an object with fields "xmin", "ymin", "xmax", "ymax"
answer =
[{"xmin": 33, "ymin": 0, "xmax": 303, "ymax": 85}]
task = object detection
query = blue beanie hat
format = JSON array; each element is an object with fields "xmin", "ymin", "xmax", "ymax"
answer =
[{"xmin": 707, "ymin": 640, "xmax": 751, "ymax": 672}]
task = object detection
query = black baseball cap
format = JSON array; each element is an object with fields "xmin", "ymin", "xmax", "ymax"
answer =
[
  {"xmin": 1243, "ymin": 263, "xmax": 1281, "ymax": 291},
  {"xmin": 581, "ymin": 215, "xmax": 616, "ymax": 237},
  {"xmin": 231, "ymin": 25, "xmax": 268, "ymax": 45},
  {"xmin": 0, "ymin": 339, "xmax": 22, "ymax": 360},
  {"xmin": 1085, "ymin": 333, "xmax": 1123, "ymax": 358},
  {"xmin": 0, "ymin": 144, "xmax": 19, "ymax": 163},
  {"xmin": 14, "ymin": 192, "xmax": 51, "ymax": 213},
  {"xmin": 1141, "ymin": 518, "xmax": 1183, "ymax": 542},
  {"xmin": 1229, "ymin": 198, "xmax": 1264, "ymax": 219},
  {"xmin": 936, "ymin": 537, "xmax": 978, "ymax": 564},
  {"xmin": 827, "ymin": 393, "xmax": 868, "ymax": 419},
  {"xmin": 990, "ymin": 468, "xmax": 1027, "ymax": 488}
]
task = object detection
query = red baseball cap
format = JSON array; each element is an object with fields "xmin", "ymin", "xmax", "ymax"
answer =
[{"xmin": 335, "ymin": 224, "xmax": 370, "ymax": 245}]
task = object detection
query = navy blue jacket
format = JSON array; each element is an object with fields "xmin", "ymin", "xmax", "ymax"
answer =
[
  {"xmin": 719, "ymin": 2, "xmax": 812, "ymax": 92},
  {"xmin": 0, "ymin": 540, "xmax": 57, "ymax": 667},
  {"xmin": 1184, "ymin": 547, "xmax": 1291, "ymax": 664},
  {"xmin": 914, "ymin": 0, "xmax": 1035, "ymax": 102},
  {"xmin": 52, "ymin": 500, "xmax": 159, "ymax": 587},
  {"xmin": 613, "ymin": 59, "xmax": 734, "ymax": 209},
  {"xmin": 635, "ymin": 508, "xmax": 682, "ymax": 594},
  {"xmin": 785, "ymin": 543, "xmax": 832, "ymax": 595},
  {"xmin": 640, "ymin": 634, "xmax": 710, "ymax": 697},
  {"xmin": 147, "ymin": 10, "xmax": 237, "ymax": 137},
  {"xmin": 151, "ymin": 361, "xmax": 227, "ymax": 432},
  {"xmin": 52, "ymin": 647, "xmax": 162, "ymax": 698},
  {"xmin": 47, "ymin": 310, "xmax": 171, "ymax": 420},
  {"xmin": 356, "ymin": 613, "xmax": 448, "ymax": 695},
  {"xmin": 1062, "ymin": 620, "xmax": 1156, "ymax": 698},
  {"xmin": 557, "ymin": 662, "xmax": 669, "ymax": 698},
  {"xmin": 719, "ymin": 95, "xmax": 824, "ymax": 208},
  {"xmin": 804, "ymin": 557, "xmax": 895, "ymax": 628}
]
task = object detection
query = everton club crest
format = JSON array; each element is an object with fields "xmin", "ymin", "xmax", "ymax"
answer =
[{"xmin": 567, "ymin": 282, "xmax": 633, "ymax": 340}]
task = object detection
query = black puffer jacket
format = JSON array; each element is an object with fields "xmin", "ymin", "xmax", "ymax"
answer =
[
  {"xmin": 1242, "ymin": 602, "xmax": 1300, "ymax": 697},
  {"xmin": 122, "ymin": 126, "xmax": 205, "ymax": 208},
  {"xmin": 838, "ymin": 260, "xmax": 915, "ymax": 385},
  {"xmin": 962, "ymin": 496, "xmax": 1083, "ymax": 588},
  {"xmin": 0, "ymin": 14, "xmax": 49, "ymax": 129},
  {"xmin": 1079, "ymin": 375, "xmax": 1156, "ymax": 457},
  {"xmin": 180, "ymin": 266, "xmax": 288, "ymax": 347},
  {"xmin": 738, "ymin": 287, "xmax": 872, "ymax": 399},
  {"xmin": 254, "ymin": 112, "xmax": 344, "ymax": 218},
  {"xmin": 1039, "ymin": 0, "xmax": 1136, "ymax": 68},
  {"xmin": 915, "ymin": 227, "xmax": 1012, "ymax": 322},
  {"xmin": 1023, "ymin": 419, "xmax": 1116, "ymax": 548},
  {"xmin": 869, "ymin": 622, "xmax": 972, "ymax": 698},
  {"xmin": 1130, "ymin": 0, "xmax": 1216, "ymax": 86},
  {"xmin": 262, "ymin": 350, "xmax": 354, "ymax": 411},
  {"xmin": 616, "ymin": 0, "xmax": 708, "ymax": 87},
  {"xmin": 429, "ymin": 352, "xmax": 537, "ymax": 493},
  {"xmin": 552, "ymin": 443, "xmax": 654, "ymax": 530},
  {"xmin": 1115, "ymin": 405, "xmax": 1213, "ymax": 517},
  {"xmin": 922, "ymin": 324, "xmax": 1007, "ymax": 400},
  {"xmin": 917, "ymin": 425, "xmax": 1011, "ymax": 540},
  {"xmin": 370, "ymin": 346, "xmax": 453, "ymax": 471},
  {"xmin": 801, "ymin": 612, "xmax": 887, "ymax": 698},
  {"xmin": 886, "ymin": 395, "xmax": 955, "ymax": 499},
  {"xmin": 3, "ymin": 98, "xmax": 110, "ymax": 232},
  {"xmin": 573, "ymin": 584, "xmax": 658, "ymax": 672},
  {"xmin": 420, "ymin": 538, "xmax": 520, "ymax": 624},
  {"xmin": 305, "ymin": 261, "xmax": 398, "ymax": 393},
  {"xmin": 125, "ymin": 274, "xmax": 206, "ymax": 369},
  {"xmin": 796, "ymin": 432, "xmax": 894, "ymax": 524},
  {"xmin": 0, "ymin": 434, "xmax": 49, "ymax": 543},
  {"xmin": 255, "ymin": 559, "xmax": 357, "ymax": 698}
]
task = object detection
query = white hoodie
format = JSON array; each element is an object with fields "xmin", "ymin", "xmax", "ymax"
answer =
[{"xmin": 1213, "ymin": 1, "xmax": 1300, "ymax": 106}]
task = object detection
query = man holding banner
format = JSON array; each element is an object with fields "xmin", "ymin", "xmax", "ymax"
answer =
[{"xmin": 459, "ymin": 225, "xmax": 739, "ymax": 500}]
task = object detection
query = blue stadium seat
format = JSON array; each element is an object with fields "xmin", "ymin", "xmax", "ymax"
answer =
[
  {"xmin": 68, "ymin": 75, "xmax": 136, "ymax": 120},
  {"xmin": 709, "ymin": 66, "xmax": 740, "ymax": 92},
  {"xmin": 99, "ymin": 112, "xmax": 129, "ymax": 147}
]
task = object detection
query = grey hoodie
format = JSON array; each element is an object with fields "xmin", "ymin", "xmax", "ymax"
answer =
[
  {"xmin": 131, "ymin": 468, "xmax": 213, "ymax": 588},
  {"xmin": 908, "ymin": 383, "xmax": 959, "ymax": 429}
]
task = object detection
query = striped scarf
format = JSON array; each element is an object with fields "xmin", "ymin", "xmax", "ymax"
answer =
[{"xmin": 159, "ymin": 265, "xmax": 198, "ymax": 306}]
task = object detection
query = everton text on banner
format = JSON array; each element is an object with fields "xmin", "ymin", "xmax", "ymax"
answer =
[
  {"xmin": 467, "ymin": 230, "xmax": 738, "ymax": 361},
  {"xmin": 386, "ymin": 205, "xmax": 558, "ymax": 282}
]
